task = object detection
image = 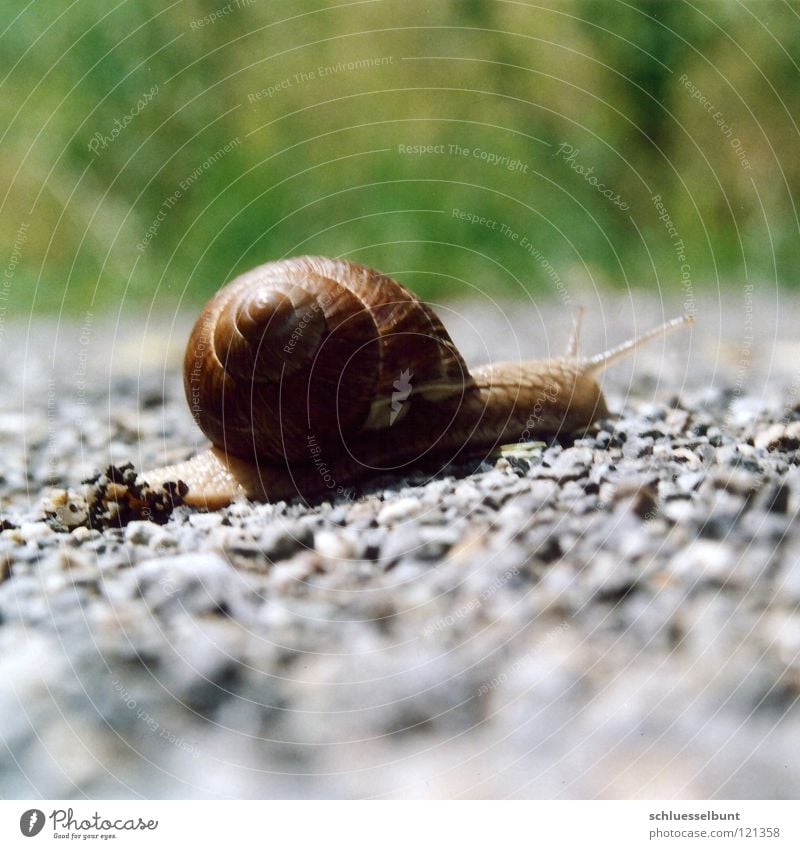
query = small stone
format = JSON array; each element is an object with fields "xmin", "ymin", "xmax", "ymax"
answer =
[
  {"xmin": 741, "ymin": 511, "xmax": 792, "ymax": 544},
  {"xmin": 616, "ymin": 519, "xmax": 655, "ymax": 559},
  {"xmin": 314, "ymin": 529, "xmax": 355, "ymax": 560},
  {"xmin": 630, "ymin": 485, "xmax": 659, "ymax": 521},
  {"xmin": 481, "ymin": 469, "xmax": 515, "ymax": 490},
  {"xmin": 0, "ymin": 412, "xmax": 28, "ymax": 437},
  {"xmin": 417, "ymin": 507, "xmax": 452, "ymax": 525},
  {"xmin": 42, "ymin": 571, "xmax": 72, "ymax": 594},
  {"xmin": 672, "ymin": 446, "xmax": 703, "ymax": 469},
  {"xmin": 481, "ymin": 490, "xmax": 510, "ymax": 510},
  {"xmin": 756, "ymin": 481, "xmax": 790, "ymax": 514},
  {"xmin": 0, "ymin": 553, "xmax": 11, "ymax": 582},
  {"xmin": 587, "ymin": 551, "xmax": 639, "ymax": 599},
  {"xmin": 252, "ymin": 524, "xmax": 314, "ymax": 562},
  {"xmin": 595, "ymin": 430, "xmax": 612, "ymax": 449},
  {"xmin": 755, "ymin": 422, "xmax": 800, "ymax": 452},
  {"xmin": 697, "ymin": 511, "xmax": 738, "ymax": 540},
  {"xmin": 662, "ymin": 498, "xmax": 696, "ymax": 524},
  {"xmin": 453, "ymin": 481, "xmax": 482, "ymax": 509},
  {"xmin": 547, "ymin": 447, "xmax": 593, "ymax": 481},
  {"xmin": 671, "ymin": 540, "xmax": 734, "ymax": 583},
  {"xmin": 55, "ymin": 550, "xmax": 93, "ymax": 572},
  {"xmin": 418, "ymin": 525, "xmax": 461, "ymax": 559},
  {"xmin": 126, "ymin": 552, "xmax": 239, "ymax": 613},
  {"xmin": 494, "ymin": 457, "xmax": 512, "ymax": 473},
  {"xmin": 270, "ymin": 552, "xmax": 323, "ymax": 591},
  {"xmin": 226, "ymin": 502, "xmax": 254, "ymax": 518},
  {"xmin": 4, "ymin": 522, "xmax": 55, "ymax": 545},
  {"xmin": 778, "ymin": 547, "xmax": 800, "ymax": 603},
  {"xmin": 188, "ymin": 513, "xmax": 224, "ymax": 529},
  {"xmin": 711, "ymin": 468, "xmax": 761, "ymax": 497},
  {"xmin": 651, "ymin": 443, "xmax": 675, "ymax": 461},
  {"xmin": 729, "ymin": 396, "xmax": 768, "ymax": 428},
  {"xmin": 714, "ymin": 444, "xmax": 739, "ymax": 465},
  {"xmin": 676, "ymin": 471, "xmax": 704, "ymax": 493},
  {"xmin": 346, "ymin": 501, "xmax": 378, "ymax": 524},
  {"xmin": 558, "ymin": 480, "xmax": 586, "ymax": 505},
  {"xmin": 666, "ymin": 408, "xmax": 689, "ymax": 431},
  {"xmin": 124, "ymin": 521, "xmax": 176, "ymax": 548},
  {"xmin": 326, "ymin": 507, "xmax": 349, "ymax": 525},
  {"xmin": 70, "ymin": 526, "xmax": 101, "ymax": 543},
  {"xmin": 380, "ymin": 526, "xmax": 422, "ymax": 566},
  {"xmin": 530, "ymin": 479, "xmax": 559, "ymax": 502},
  {"xmin": 639, "ymin": 402, "xmax": 665, "ymax": 420},
  {"xmin": 377, "ymin": 497, "xmax": 422, "ymax": 525},
  {"xmin": 622, "ymin": 439, "xmax": 653, "ymax": 459}
]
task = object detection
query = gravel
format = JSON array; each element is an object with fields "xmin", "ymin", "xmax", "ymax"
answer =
[{"xmin": 1, "ymin": 292, "xmax": 799, "ymax": 799}]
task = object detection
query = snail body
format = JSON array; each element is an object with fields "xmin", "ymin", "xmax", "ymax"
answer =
[{"xmin": 144, "ymin": 257, "xmax": 692, "ymax": 508}]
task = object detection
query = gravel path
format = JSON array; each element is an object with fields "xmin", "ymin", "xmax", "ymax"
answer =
[{"xmin": 1, "ymin": 291, "xmax": 799, "ymax": 799}]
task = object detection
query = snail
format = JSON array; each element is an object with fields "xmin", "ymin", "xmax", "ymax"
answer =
[{"xmin": 134, "ymin": 256, "xmax": 692, "ymax": 510}]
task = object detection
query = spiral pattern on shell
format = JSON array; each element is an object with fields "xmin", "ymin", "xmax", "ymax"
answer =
[{"xmin": 184, "ymin": 256, "xmax": 473, "ymax": 466}]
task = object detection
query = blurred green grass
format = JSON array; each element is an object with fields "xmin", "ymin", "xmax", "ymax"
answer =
[{"xmin": 2, "ymin": 0, "xmax": 799, "ymax": 314}]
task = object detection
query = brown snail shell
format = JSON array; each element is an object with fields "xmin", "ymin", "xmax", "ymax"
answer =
[{"xmin": 185, "ymin": 256, "xmax": 473, "ymax": 465}]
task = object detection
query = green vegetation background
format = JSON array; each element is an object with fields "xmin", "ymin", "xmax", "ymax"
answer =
[{"xmin": 2, "ymin": 0, "xmax": 799, "ymax": 313}]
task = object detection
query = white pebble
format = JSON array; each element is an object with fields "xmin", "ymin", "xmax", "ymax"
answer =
[
  {"xmin": 70, "ymin": 526, "xmax": 100, "ymax": 542},
  {"xmin": 124, "ymin": 521, "xmax": 176, "ymax": 548},
  {"xmin": 6, "ymin": 522, "xmax": 55, "ymax": 544},
  {"xmin": 314, "ymin": 529, "xmax": 354, "ymax": 560},
  {"xmin": 377, "ymin": 496, "xmax": 421, "ymax": 525},
  {"xmin": 662, "ymin": 499, "xmax": 696, "ymax": 524},
  {"xmin": 188, "ymin": 513, "xmax": 224, "ymax": 529},
  {"xmin": 755, "ymin": 422, "xmax": 800, "ymax": 451},
  {"xmin": 670, "ymin": 540, "xmax": 733, "ymax": 581}
]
